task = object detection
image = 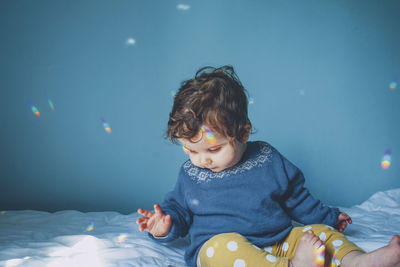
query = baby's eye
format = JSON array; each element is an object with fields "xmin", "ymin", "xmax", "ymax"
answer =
[
  {"xmin": 209, "ymin": 147, "xmax": 221, "ymax": 153},
  {"xmin": 183, "ymin": 146, "xmax": 196, "ymax": 154}
]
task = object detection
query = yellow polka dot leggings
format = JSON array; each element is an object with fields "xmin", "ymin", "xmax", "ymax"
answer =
[{"xmin": 197, "ymin": 224, "xmax": 364, "ymax": 267}]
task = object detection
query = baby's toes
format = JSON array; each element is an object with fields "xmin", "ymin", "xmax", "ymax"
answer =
[
  {"xmin": 314, "ymin": 238, "xmax": 323, "ymax": 248},
  {"xmin": 309, "ymin": 234, "xmax": 323, "ymax": 248},
  {"xmin": 302, "ymin": 230, "xmax": 315, "ymax": 241}
]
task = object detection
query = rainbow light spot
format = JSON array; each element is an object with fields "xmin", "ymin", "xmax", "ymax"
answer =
[
  {"xmin": 84, "ymin": 222, "xmax": 94, "ymax": 232},
  {"xmin": 248, "ymin": 97, "xmax": 254, "ymax": 104},
  {"xmin": 381, "ymin": 149, "xmax": 392, "ymax": 169},
  {"xmin": 48, "ymin": 99, "xmax": 55, "ymax": 111},
  {"xmin": 183, "ymin": 146, "xmax": 190, "ymax": 154},
  {"xmin": 1, "ymin": 211, "xmax": 6, "ymax": 215},
  {"xmin": 101, "ymin": 118, "xmax": 112, "ymax": 133},
  {"xmin": 118, "ymin": 234, "xmax": 127, "ymax": 243},
  {"xmin": 200, "ymin": 125, "xmax": 216, "ymax": 145},
  {"xmin": 30, "ymin": 105, "xmax": 41, "ymax": 117},
  {"xmin": 27, "ymin": 100, "xmax": 41, "ymax": 117},
  {"xmin": 381, "ymin": 160, "xmax": 391, "ymax": 169},
  {"xmin": 171, "ymin": 90, "xmax": 177, "ymax": 97},
  {"xmin": 389, "ymin": 81, "xmax": 397, "ymax": 90},
  {"xmin": 331, "ymin": 246, "xmax": 340, "ymax": 267},
  {"xmin": 314, "ymin": 244, "xmax": 325, "ymax": 267}
]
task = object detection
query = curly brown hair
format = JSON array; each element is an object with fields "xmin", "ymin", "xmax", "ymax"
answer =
[{"xmin": 166, "ymin": 65, "xmax": 252, "ymax": 144}]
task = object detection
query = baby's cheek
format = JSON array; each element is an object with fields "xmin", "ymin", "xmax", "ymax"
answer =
[{"xmin": 190, "ymin": 157, "xmax": 201, "ymax": 167}]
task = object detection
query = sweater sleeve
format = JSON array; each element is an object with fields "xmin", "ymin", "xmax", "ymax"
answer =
[
  {"xmin": 148, "ymin": 165, "xmax": 192, "ymax": 243},
  {"xmin": 277, "ymin": 152, "xmax": 340, "ymax": 227}
]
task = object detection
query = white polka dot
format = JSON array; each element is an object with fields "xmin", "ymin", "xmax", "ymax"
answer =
[
  {"xmin": 264, "ymin": 246, "xmax": 273, "ymax": 253},
  {"xmin": 233, "ymin": 259, "xmax": 246, "ymax": 267},
  {"xmin": 197, "ymin": 256, "xmax": 201, "ymax": 267},
  {"xmin": 334, "ymin": 258, "xmax": 341, "ymax": 265},
  {"xmin": 302, "ymin": 226, "xmax": 312, "ymax": 232},
  {"xmin": 266, "ymin": 254, "xmax": 277, "ymax": 262},
  {"xmin": 327, "ymin": 226, "xmax": 334, "ymax": 230},
  {"xmin": 333, "ymin": 240, "xmax": 343, "ymax": 247},
  {"xmin": 319, "ymin": 232, "xmax": 326, "ymax": 241},
  {"xmin": 206, "ymin": 247, "xmax": 214, "ymax": 257},
  {"xmin": 227, "ymin": 241, "xmax": 238, "ymax": 251},
  {"xmin": 252, "ymin": 245, "xmax": 261, "ymax": 250},
  {"xmin": 282, "ymin": 242, "xmax": 289, "ymax": 251}
]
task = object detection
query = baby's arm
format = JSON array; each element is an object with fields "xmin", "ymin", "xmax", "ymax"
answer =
[
  {"xmin": 277, "ymin": 152, "xmax": 341, "ymax": 227},
  {"xmin": 138, "ymin": 166, "xmax": 192, "ymax": 242},
  {"xmin": 136, "ymin": 204, "xmax": 172, "ymax": 237}
]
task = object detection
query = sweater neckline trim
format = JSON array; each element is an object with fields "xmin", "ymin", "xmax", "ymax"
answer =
[{"xmin": 182, "ymin": 141, "xmax": 273, "ymax": 183}]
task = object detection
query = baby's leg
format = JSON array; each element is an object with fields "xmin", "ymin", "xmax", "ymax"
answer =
[
  {"xmin": 290, "ymin": 230, "xmax": 326, "ymax": 267},
  {"xmin": 197, "ymin": 232, "xmax": 289, "ymax": 267},
  {"xmin": 341, "ymin": 235, "xmax": 400, "ymax": 267},
  {"xmin": 272, "ymin": 226, "xmax": 326, "ymax": 267},
  {"xmin": 278, "ymin": 224, "xmax": 364, "ymax": 266}
]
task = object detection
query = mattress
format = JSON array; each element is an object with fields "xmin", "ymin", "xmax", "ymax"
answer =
[{"xmin": 1, "ymin": 188, "xmax": 399, "ymax": 266}]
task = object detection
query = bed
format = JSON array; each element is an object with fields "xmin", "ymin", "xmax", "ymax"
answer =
[{"xmin": 1, "ymin": 188, "xmax": 399, "ymax": 267}]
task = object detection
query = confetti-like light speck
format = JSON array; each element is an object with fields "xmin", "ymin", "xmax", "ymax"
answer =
[
  {"xmin": 331, "ymin": 246, "xmax": 339, "ymax": 267},
  {"xmin": 118, "ymin": 234, "xmax": 127, "ymax": 243},
  {"xmin": 126, "ymin": 38, "xmax": 136, "ymax": 46},
  {"xmin": 200, "ymin": 125, "xmax": 216, "ymax": 145},
  {"xmin": 84, "ymin": 222, "xmax": 94, "ymax": 232},
  {"xmin": 183, "ymin": 146, "xmax": 190, "ymax": 154},
  {"xmin": 48, "ymin": 98, "xmax": 55, "ymax": 111},
  {"xmin": 381, "ymin": 149, "xmax": 392, "ymax": 169},
  {"xmin": 315, "ymin": 245, "xmax": 325, "ymax": 267},
  {"xmin": 389, "ymin": 81, "xmax": 397, "ymax": 90},
  {"xmin": 30, "ymin": 105, "xmax": 41, "ymax": 117},
  {"xmin": 190, "ymin": 199, "xmax": 199, "ymax": 206},
  {"xmin": 248, "ymin": 97, "xmax": 254, "ymax": 104},
  {"xmin": 101, "ymin": 118, "xmax": 112, "ymax": 133},
  {"xmin": 177, "ymin": 4, "xmax": 190, "ymax": 10},
  {"xmin": 1, "ymin": 211, "xmax": 6, "ymax": 215}
]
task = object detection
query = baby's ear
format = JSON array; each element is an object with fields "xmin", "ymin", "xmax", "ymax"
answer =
[{"xmin": 241, "ymin": 124, "xmax": 251, "ymax": 143}]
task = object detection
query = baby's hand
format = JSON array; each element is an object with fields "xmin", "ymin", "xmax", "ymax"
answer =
[
  {"xmin": 334, "ymin": 212, "xmax": 352, "ymax": 233},
  {"xmin": 136, "ymin": 204, "xmax": 172, "ymax": 238}
]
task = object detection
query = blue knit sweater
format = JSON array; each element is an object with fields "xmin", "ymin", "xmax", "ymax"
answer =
[{"xmin": 150, "ymin": 141, "xmax": 340, "ymax": 267}]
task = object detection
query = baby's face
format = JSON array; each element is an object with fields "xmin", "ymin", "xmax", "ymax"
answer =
[{"xmin": 179, "ymin": 126, "xmax": 247, "ymax": 172}]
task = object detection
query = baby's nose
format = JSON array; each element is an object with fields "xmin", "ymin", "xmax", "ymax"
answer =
[{"xmin": 203, "ymin": 158, "xmax": 212, "ymax": 166}]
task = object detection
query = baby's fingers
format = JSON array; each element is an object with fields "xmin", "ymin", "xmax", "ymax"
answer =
[
  {"xmin": 138, "ymin": 208, "xmax": 153, "ymax": 218},
  {"xmin": 154, "ymin": 204, "xmax": 164, "ymax": 215},
  {"xmin": 340, "ymin": 212, "xmax": 352, "ymax": 223},
  {"xmin": 139, "ymin": 222, "xmax": 149, "ymax": 232},
  {"xmin": 136, "ymin": 217, "xmax": 148, "ymax": 225},
  {"xmin": 338, "ymin": 221, "xmax": 347, "ymax": 232},
  {"xmin": 164, "ymin": 215, "xmax": 172, "ymax": 230}
]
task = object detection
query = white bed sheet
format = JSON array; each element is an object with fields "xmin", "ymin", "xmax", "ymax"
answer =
[{"xmin": 0, "ymin": 188, "xmax": 399, "ymax": 267}]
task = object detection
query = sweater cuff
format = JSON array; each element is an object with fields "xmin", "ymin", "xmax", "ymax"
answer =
[{"xmin": 327, "ymin": 207, "xmax": 340, "ymax": 227}]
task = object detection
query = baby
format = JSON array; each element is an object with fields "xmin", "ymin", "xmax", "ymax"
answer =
[{"xmin": 137, "ymin": 65, "xmax": 400, "ymax": 267}]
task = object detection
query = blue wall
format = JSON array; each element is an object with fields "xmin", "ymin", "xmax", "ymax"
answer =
[{"xmin": 1, "ymin": 0, "xmax": 399, "ymax": 214}]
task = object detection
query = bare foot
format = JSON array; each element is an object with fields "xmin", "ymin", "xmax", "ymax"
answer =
[
  {"xmin": 290, "ymin": 230, "xmax": 325, "ymax": 267},
  {"xmin": 342, "ymin": 235, "xmax": 400, "ymax": 267}
]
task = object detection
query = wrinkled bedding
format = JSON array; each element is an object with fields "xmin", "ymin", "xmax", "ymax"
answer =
[{"xmin": 1, "ymin": 188, "xmax": 399, "ymax": 266}]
